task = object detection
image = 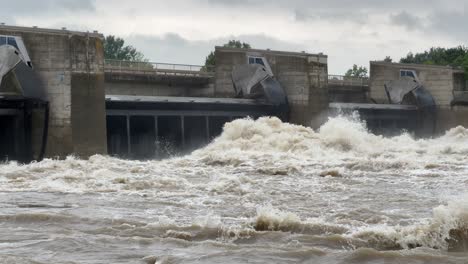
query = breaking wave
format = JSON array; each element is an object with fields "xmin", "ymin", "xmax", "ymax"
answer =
[
  {"xmin": 80, "ymin": 197, "xmax": 468, "ymax": 252},
  {"xmin": 176, "ymin": 115, "xmax": 468, "ymax": 196},
  {"xmin": 350, "ymin": 194, "xmax": 468, "ymax": 251},
  {"xmin": 251, "ymin": 196, "xmax": 468, "ymax": 252}
]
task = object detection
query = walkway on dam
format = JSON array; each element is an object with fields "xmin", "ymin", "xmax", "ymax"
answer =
[
  {"xmin": 104, "ymin": 59, "xmax": 369, "ymax": 88},
  {"xmin": 104, "ymin": 59, "xmax": 215, "ymax": 78}
]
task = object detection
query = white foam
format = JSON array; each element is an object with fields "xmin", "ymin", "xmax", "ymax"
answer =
[
  {"xmin": 351, "ymin": 194, "xmax": 468, "ymax": 250},
  {"xmin": 1, "ymin": 115, "xmax": 468, "ymax": 253}
]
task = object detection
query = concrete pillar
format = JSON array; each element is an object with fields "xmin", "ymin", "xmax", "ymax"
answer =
[{"xmin": 0, "ymin": 25, "xmax": 107, "ymax": 158}]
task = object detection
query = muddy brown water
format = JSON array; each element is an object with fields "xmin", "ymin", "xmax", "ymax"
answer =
[{"xmin": 1, "ymin": 116, "xmax": 468, "ymax": 263}]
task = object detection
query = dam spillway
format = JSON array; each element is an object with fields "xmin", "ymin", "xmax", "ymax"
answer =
[
  {"xmin": 105, "ymin": 95, "xmax": 285, "ymax": 158},
  {"xmin": 0, "ymin": 25, "xmax": 467, "ymax": 161}
]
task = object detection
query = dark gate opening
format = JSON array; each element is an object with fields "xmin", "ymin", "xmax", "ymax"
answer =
[
  {"xmin": 0, "ymin": 116, "xmax": 16, "ymax": 160},
  {"xmin": 208, "ymin": 116, "xmax": 231, "ymax": 139},
  {"xmin": 105, "ymin": 94, "xmax": 285, "ymax": 159},
  {"xmin": 157, "ymin": 116, "xmax": 182, "ymax": 157},
  {"xmin": 106, "ymin": 116, "xmax": 128, "ymax": 156},
  {"xmin": 184, "ymin": 116, "xmax": 208, "ymax": 151},
  {"xmin": 360, "ymin": 112, "xmax": 418, "ymax": 136},
  {"xmin": 130, "ymin": 116, "xmax": 156, "ymax": 159}
]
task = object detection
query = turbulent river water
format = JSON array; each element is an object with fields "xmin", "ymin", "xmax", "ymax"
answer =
[{"xmin": 1, "ymin": 116, "xmax": 468, "ymax": 264}]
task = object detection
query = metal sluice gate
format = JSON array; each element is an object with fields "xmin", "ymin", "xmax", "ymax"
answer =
[
  {"xmin": 0, "ymin": 97, "xmax": 48, "ymax": 162},
  {"xmin": 105, "ymin": 95, "xmax": 286, "ymax": 159},
  {"xmin": 0, "ymin": 35, "xmax": 49, "ymax": 162}
]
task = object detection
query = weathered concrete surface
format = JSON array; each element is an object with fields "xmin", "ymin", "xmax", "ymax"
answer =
[
  {"xmin": 0, "ymin": 25, "xmax": 107, "ymax": 157},
  {"xmin": 71, "ymin": 73, "xmax": 107, "ymax": 157},
  {"xmin": 370, "ymin": 61, "xmax": 464, "ymax": 107},
  {"xmin": 327, "ymin": 84, "xmax": 369, "ymax": 103},
  {"xmin": 435, "ymin": 107, "xmax": 468, "ymax": 133},
  {"xmin": 370, "ymin": 61, "xmax": 468, "ymax": 134},
  {"xmin": 215, "ymin": 47, "xmax": 328, "ymax": 128},
  {"xmin": 327, "ymin": 76, "xmax": 369, "ymax": 103},
  {"xmin": 104, "ymin": 73, "xmax": 214, "ymax": 98}
]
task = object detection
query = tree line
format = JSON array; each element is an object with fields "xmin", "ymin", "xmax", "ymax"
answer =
[{"xmin": 103, "ymin": 35, "xmax": 147, "ymax": 62}]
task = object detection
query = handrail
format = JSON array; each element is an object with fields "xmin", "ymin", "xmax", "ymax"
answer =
[
  {"xmin": 451, "ymin": 89, "xmax": 468, "ymax": 106},
  {"xmin": 453, "ymin": 90, "xmax": 468, "ymax": 96},
  {"xmin": 328, "ymin": 74, "xmax": 369, "ymax": 86},
  {"xmin": 104, "ymin": 62, "xmax": 369, "ymax": 84},
  {"xmin": 104, "ymin": 59, "xmax": 215, "ymax": 74}
]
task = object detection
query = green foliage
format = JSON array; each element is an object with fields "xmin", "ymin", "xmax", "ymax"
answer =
[
  {"xmin": 223, "ymin": 40, "xmax": 251, "ymax": 49},
  {"xmin": 103, "ymin": 35, "xmax": 147, "ymax": 61},
  {"xmin": 203, "ymin": 52, "xmax": 216, "ymax": 71},
  {"xmin": 203, "ymin": 40, "xmax": 252, "ymax": 71},
  {"xmin": 383, "ymin": 56, "xmax": 392, "ymax": 63},
  {"xmin": 461, "ymin": 54, "xmax": 468, "ymax": 78},
  {"xmin": 400, "ymin": 46, "xmax": 468, "ymax": 78},
  {"xmin": 345, "ymin": 64, "xmax": 368, "ymax": 78}
]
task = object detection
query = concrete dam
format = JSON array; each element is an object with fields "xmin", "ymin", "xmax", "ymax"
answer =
[{"xmin": 1, "ymin": 25, "xmax": 467, "ymax": 161}]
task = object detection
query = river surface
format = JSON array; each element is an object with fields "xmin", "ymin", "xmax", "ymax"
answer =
[{"xmin": 1, "ymin": 116, "xmax": 468, "ymax": 264}]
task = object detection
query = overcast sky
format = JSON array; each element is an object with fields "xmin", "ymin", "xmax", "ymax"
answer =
[{"xmin": 1, "ymin": 0, "xmax": 467, "ymax": 74}]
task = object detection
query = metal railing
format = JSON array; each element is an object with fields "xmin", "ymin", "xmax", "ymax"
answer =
[
  {"xmin": 104, "ymin": 59, "xmax": 215, "ymax": 76},
  {"xmin": 451, "ymin": 79, "xmax": 468, "ymax": 103},
  {"xmin": 104, "ymin": 62, "xmax": 370, "ymax": 84},
  {"xmin": 453, "ymin": 90, "xmax": 468, "ymax": 99},
  {"xmin": 328, "ymin": 75, "xmax": 369, "ymax": 86}
]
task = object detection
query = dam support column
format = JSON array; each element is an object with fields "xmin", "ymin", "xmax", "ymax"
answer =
[
  {"xmin": 214, "ymin": 47, "xmax": 328, "ymax": 128},
  {"xmin": 0, "ymin": 25, "xmax": 107, "ymax": 158},
  {"xmin": 276, "ymin": 54, "xmax": 329, "ymax": 128}
]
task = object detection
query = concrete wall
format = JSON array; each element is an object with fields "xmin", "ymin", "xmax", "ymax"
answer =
[
  {"xmin": 215, "ymin": 47, "xmax": 328, "ymax": 127},
  {"xmin": 436, "ymin": 107, "xmax": 468, "ymax": 133},
  {"xmin": 369, "ymin": 61, "xmax": 463, "ymax": 107},
  {"xmin": 71, "ymin": 73, "xmax": 107, "ymax": 157},
  {"xmin": 104, "ymin": 78, "xmax": 214, "ymax": 97},
  {"xmin": 0, "ymin": 25, "xmax": 107, "ymax": 157},
  {"xmin": 328, "ymin": 85, "xmax": 369, "ymax": 103},
  {"xmin": 370, "ymin": 61, "xmax": 468, "ymax": 133}
]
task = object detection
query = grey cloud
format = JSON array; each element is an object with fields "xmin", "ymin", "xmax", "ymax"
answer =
[
  {"xmin": 390, "ymin": 7, "xmax": 467, "ymax": 42},
  {"xmin": 428, "ymin": 10, "xmax": 468, "ymax": 41},
  {"xmin": 125, "ymin": 33, "xmax": 309, "ymax": 65},
  {"xmin": 390, "ymin": 11, "xmax": 423, "ymax": 31},
  {"xmin": 201, "ymin": 0, "xmax": 438, "ymax": 10},
  {"xmin": 294, "ymin": 9, "xmax": 368, "ymax": 24},
  {"xmin": 125, "ymin": 33, "xmax": 217, "ymax": 65},
  {"xmin": 59, "ymin": 0, "xmax": 95, "ymax": 11},
  {"xmin": 0, "ymin": 0, "xmax": 95, "ymax": 16},
  {"xmin": 0, "ymin": 15, "xmax": 15, "ymax": 25},
  {"xmin": 234, "ymin": 34, "xmax": 309, "ymax": 52},
  {"xmin": 205, "ymin": 0, "xmax": 253, "ymax": 6}
]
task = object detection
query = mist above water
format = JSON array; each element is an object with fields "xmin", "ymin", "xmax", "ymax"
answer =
[{"xmin": 1, "ymin": 116, "xmax": 467, "ymax": 263}]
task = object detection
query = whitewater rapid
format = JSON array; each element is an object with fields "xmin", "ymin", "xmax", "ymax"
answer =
[{"xmin": 0, "ymin": 116, "xmax": 467, "ymax": 263}]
